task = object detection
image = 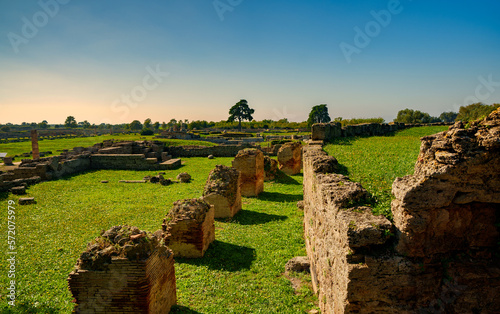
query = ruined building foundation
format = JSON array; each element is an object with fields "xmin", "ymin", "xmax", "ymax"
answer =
[
  {"xmin": 231, "ymin": 148, "xmax": 264, "ymax": 197},
  {"xmin": 277, "ymin": 141, "xmax": 303, "ymax": 175},
  {"xmin": 303, "ymin": 109, "xmax": 500, "ymax": 313},
  {"xmin": 203, "ymin": 165, "xmax": 242, "ymax": 218},
  {"xmin": 161, "ymin": 198, "xmax": 215, "ymax": 258},
  {"xmin": 68, "ymin": 225, "xmax": 177, "ymax": 313}
]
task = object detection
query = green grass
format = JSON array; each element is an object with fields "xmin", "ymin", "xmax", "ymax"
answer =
[
  {"xmin": 0, "ymin": 157, "xmax": 317, "ymax": 313},
  {"xmin": 323, "ymin": 126, "xmax": 449, "ymax": 219},
  {"xmin": 0, "ymin": 134, "xmax": 217, "ymax": 158}
]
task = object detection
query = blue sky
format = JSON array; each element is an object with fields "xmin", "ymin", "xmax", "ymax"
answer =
[{"xmin": 1, "ymin": 0, "xmax": 499, "ymax": 124}]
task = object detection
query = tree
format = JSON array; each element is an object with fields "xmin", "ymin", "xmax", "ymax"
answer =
[
  {"xmin": 65, "ymin": 116, "xmax": 77, "ymax": 128},
  {"xmin": 1, "ymin": 125, "xmax": 10, "ymax": 132},
  {"xmin": 227, "ymin": 99, "xmax": 254, "ymax": 131},
  {"xmin": 38, "ymin": 120, "xmax": 48, "ymax": 129},
  {"xmin": 161, "ymin": 122, "xmax": 167, "ymax": 130},
  {"xmin": 393, "ymin": 109, "xmax": 439, "ymax": 124},
  {"xmin": 456, "ymin": 103, "xmax": 499, "ymax": 122},
  {"xmin": 307, "ymin": 104, "xmax": 331, "ymax": 127},
  {"xmin": 144, "ymin": 118, "xmax": 152, "ymax": 129},
  {"xmin": 439, "ymin": 112, "xmax": 458, "ymax": 123},
  {"xmin": 153, "ymin": 122, "xmax": 160, "ymax": 132},
  {"xmin": 129, "ymin": 120, "xmax": 142, "ymax": 131},
  {"xmin": 82, "ymin": 120, "xmax": 91, "ymax": 129}
]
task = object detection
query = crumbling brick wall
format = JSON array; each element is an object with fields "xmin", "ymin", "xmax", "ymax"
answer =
[
  {"xmin": 68, "ymin": 225, "xmax": 177, "ymax": 313},
  {"xmin": 203, "ymin": 165, "xmax": 242, "ymax": 218},
  {"xmin": 303, "ymin": 108, "xmax": 500, "ymax": 313},
  {"xmin": 160, "ymin": 198, "xmax": 215, "ymax": 258},
  {"xmin": 232, "ymin": 148, "xmax": 264, "ymax": 197}
]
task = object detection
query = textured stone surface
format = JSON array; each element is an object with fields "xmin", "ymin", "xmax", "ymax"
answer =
[
  {"xmin": 10, "ymin": 186, "xmax": 26, "ymax": 195},
  {"xmin": 203, "ymin": 165, "xmax": 241, "ymax": 218},
  {"xmin": 67, "ymin": 225, "xmax": 177, "ymax": 313},
  {"xmin": 176, "ymin": 172, "xmax": 191, "ymax": 183},
  {"xmin": 303, "ymin": 146, "xmax": 394, "ymax": 313},
  {"xmin": 302, "ymin": 109, "xmax": 500, "ymax": 313},
  {"xmin": 263, "ymin": 156, "xmax": 279, "ymax": 181},
  {"xmin": 232, "ymin": 148, "xmax": 264, "ymax": 197},
  {"xmin": 392, "ymin": 108, "xmax": 500, "ymax": 258},
  {"xmin": 161, "ymin": 198, "xmax": 215, "ymax": 258},
  {"xmin": 19, "ymin": 197, "xmax": 35, "ymax": 205},
  {"xmin": 277, "ymin": 142, "xmax": 302, "ymax": 175}
]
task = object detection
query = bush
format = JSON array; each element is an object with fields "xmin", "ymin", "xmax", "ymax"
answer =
[{"xmin": 140, "ymin": 128, "xmax": 154, "ymax": 136}]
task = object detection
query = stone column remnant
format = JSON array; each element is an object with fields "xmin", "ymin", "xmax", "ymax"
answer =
[
  {"xmin": 31, "ymin": 130, "xmax": 40, "ymax": 160},
  {"xmin": 203, "ymin": 165, "xmax": 241, "ymax": 218},
  {"xmin": 67, "ymin": 225, "xmax": 177, "ymax": 313},
  {"xmin": 161, "ymin": 198, "xmax": 215, "ymax": 258},
  {"xmin": 231, "ymin": 148, "xmax": 264, "ymax": 197},
  {"xmin": 277, "ymin": 142, "xmax": 303, "ymax": 175},
  {"xmin": 264, "ymin": 156, "xmax": 279, "ymax": 181}
]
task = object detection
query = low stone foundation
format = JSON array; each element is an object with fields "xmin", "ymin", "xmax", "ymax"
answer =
[
  {"xmin": 203, "ymin": 165, "xmax": 241, "ymax": 218},
  {"xmin": 161, "ymin": 198, "xmax": 215, "ymax": 258},
  {"xmin": 232, "ymin": 148, "xmax": 264, "ymax": 197},
  {"xmin": 303, "ymin": 109, "xmax": 500, "ymax": 313},
  {"xmin": 277, "ymin": 142, "xmax": 302, "ymax": 175},
  {"xmin": 67, "ymin": 226, "xmax": 177, "ymax": 313}
]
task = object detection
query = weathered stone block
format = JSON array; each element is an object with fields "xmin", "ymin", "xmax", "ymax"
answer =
[
  {"xmin": 176, "ymin": 172, "xmax": 191, "ymax": 183},
  {"xmin": 277, "ymin": 142, "xmax": 302, "ymax": 175},
  {"xmin": 10, "ymin": 186, "xmax": 26, "ymax": 195},
  {"xmin": 3, "ymin": 156, "xmax": 13, "ymax": 165},
  {"xmin": 19, "ymin": 197, "xmax": 35, "ymax": 205},
  {"xmin": 203, "ymin": 165, "xmax": 241, "ymax": 218},
  {"xmin": 232, "ymin": 149, "xmax": 264, "ymax": 197},
  {"xmin": 263, "ymin": 156, "xmax": 279, "ymax": 181},
  {"xmin": 161, "ymin": 198, "xmax": 215, "ymax": 258},
  {"xmin": 68, "ymin": 225, "xmax": 177, "ymax": 313},
  {"xmin": 159, "ymin": 159, "xmax": 181, "ymax": 170}
]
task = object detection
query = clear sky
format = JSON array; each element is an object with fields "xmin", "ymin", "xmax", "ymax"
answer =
[{"xmin": 1, "ymin": 0, "xmax": 499, "ymax": 124}]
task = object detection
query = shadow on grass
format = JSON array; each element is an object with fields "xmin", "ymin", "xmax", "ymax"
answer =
[
  {"xmin": 230, "ymin": 209, "xmax": 288, "ymax": 225},
  {"xmin": 175, "ymin": 240, "xmax": 255, "ymax": 272},
  {"xmin": 257, "ymin": 191, "xmax": 303, "ymax": 203},
  {"xmin": 274, "ymin": 172, "xmax": 301, "ymax": 185},
  {"xmin": 336, "ymin": 163, "xmax": 349, "ymax": 176},
  {"xmin": 171, "ymin": 305, "xmax": 203, "ymax": 314},
  {"xmin": 0, "ymin": 191, "xmax": 9, "ymax": 201},
  {"xmin": 1, "ymin": 303, "xmax": 60, "ymax": 314}
]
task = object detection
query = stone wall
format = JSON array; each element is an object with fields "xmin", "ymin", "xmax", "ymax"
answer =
[
  {"xmin": 166, "ymin": 143, "xmax": 257, "ymax": 157},
  {"xmin": 303, "ymin": 109, "xmax": 500, "ymax": 313},
  {"xmin": 311, "ymin": 121, "xmax": 451, "ymax": 141},
  {"xmin": 68, "ymin": 226, "xmax": 177, "ymax": 313}
]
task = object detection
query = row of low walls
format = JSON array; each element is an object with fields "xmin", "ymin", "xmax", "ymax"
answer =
[
  {"xmin": 0, "ymin": 154, "xmax": 173, "ymax": 192},
  {"xmin": 165, "ymin": 143, "xmax": 258, "ymax": 157},
  {"xmin": 303, "ymin": 110, "xmax": 500, "ymax": 313},
  {"xmin": 311, "ymin": 122, "xmax": 452, "ymax": 141}
]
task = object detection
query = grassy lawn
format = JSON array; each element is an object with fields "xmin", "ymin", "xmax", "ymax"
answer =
[
  {"xmin": 0, "ymin": 157, "xmax": 315, "ymax": 313},
  {"xmin": 323, "ymin": 126, "xmax": 449, "ymax": 219},
  {"xmin": 0, "ymin": 134, "xmax": 217, "ymax": 158}
]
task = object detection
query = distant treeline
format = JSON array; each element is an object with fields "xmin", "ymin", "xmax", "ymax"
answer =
[{"xmin": 394, "ymin": 103, "xmax": 499, "ymax": 124}]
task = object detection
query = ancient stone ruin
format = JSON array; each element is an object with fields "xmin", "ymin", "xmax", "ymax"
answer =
[
  {"xmin": 263, "ymin": 156, "xmax": 279, "ymax": 181},
  {"xmin": 277, "ymin": 141, "xmax": 302, "ymax": 175},
  {"xmin": 68, "ymin": 225, "xmax": 177, "ymax": 313},
  {"xmin": 203, "ymin": 165, "xmax": 242, "ymax": 218},
  {"xmin": 302, "ymin": 108, "xmax": 500, "ymax": 313},
  {"xmin": 160, "ymin": 198, "xmax": 215, "ymax": 258},
  {"xmin": 231, "ymin": 148, "xmax": 264, "ymax": 197}
]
